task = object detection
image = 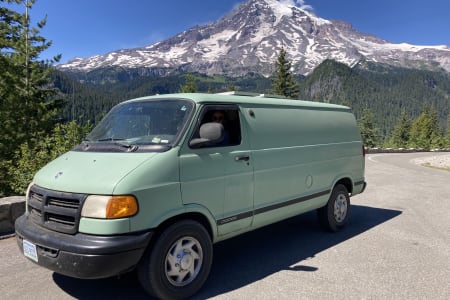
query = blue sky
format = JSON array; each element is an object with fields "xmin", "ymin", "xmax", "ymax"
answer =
[{"xmin": 12, "ymin": 0, "xmax": 450, "ymax": 63}]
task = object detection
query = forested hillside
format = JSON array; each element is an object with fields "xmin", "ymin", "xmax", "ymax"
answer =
[
  {"xmin": 55, "ymin": 60, "xmax": 450, "ymax": 140},
  {"xmin": 298, "ymin": 60, "xmax": 450, "ymax": 137},
  {"xmin": 53, "ymin": 69, "xmax": 274, "ymax": 125}
]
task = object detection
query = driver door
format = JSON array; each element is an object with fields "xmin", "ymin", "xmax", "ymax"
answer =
[{"xmin": 179, "ymin": 104, "xmax": 254, "ymax": 236}]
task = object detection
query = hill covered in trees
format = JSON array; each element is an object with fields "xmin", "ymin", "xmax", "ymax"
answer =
[
  {"xmin": 53, "ymin": 69, "xmax": 275, "ymax": 125},
  {"xmin": 55, "ymin": 59, "xmax": 450, "ymax": 142},
  {"xmin": 298, "ymin": 60, "xmax": 450, "ymax": 137}
]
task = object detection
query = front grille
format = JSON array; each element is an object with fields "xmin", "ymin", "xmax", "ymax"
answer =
[
  {"xmin": 27, "ymin": 185, "xmax": 87, "ymax": 234},
  {"xmin": 48, "ymin": 197, "xmax": 80, "ymax": 209}
]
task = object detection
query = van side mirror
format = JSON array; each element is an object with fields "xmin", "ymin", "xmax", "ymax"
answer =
[{"xmin": 189, "ymin": 122, "xmax": 224, "ymax": 148}]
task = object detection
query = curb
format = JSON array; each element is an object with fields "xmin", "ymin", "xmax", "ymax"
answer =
[
  {"xmin": 366, "ymin": 148, "xmax": 450, "ymax": 154},
  {"xmin": 0, "ymin": 196, "xmax": 25, "ymax": 237}
]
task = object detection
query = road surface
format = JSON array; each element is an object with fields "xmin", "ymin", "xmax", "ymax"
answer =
[{"xmin": 1, "ymin": 152, "xmax": 449, "ymax": 299}]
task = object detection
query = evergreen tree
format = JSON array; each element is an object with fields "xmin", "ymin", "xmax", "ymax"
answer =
[
  {"xmin": 386, "ymin": 110, "xmax": 411, "ymax": 148},
  {"xmin": 227, "ymin": 82, "xmax": 236, "ymax": 92},
  {"xmin": 428, "ymin": 108, "xmax": 445, "ymax": 148},
  {"xmin": 8, "ymin": 121, "xmax": 91, "ymax": 194},
  {"xmin": 358, "ymin": 108, "xmax": 380, "ymax": 148},
  {"xmin": 446, "ymin": 115, "xmax": 450, "ymax": 148},
  {"xmin": 408, "ymin": 106, "xmax": 444, "ymax": 150},
  {"xmin": 180, "ymin": 74, "xmax": 197, "ymax": 93},
  {"xmin": 272, "ymin": 47, "xmax": 299, "ymax": 98},
  {"xmin": 0, "ymin": 0, "xmax": 61, "ymax": 195}
]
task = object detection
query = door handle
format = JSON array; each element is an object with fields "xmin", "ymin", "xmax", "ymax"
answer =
[{"xmin": 235, "ymin": 155, "xmax": 250, "ymax": 162}]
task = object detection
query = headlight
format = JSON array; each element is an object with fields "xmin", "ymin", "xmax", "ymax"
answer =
[
  {"xmin": 81, "ymin": 195, "xmax": 138, "ymax": 219},
  {"xmin": 25, "ymin": 182, "xmax": 34, "ymax": 214}
]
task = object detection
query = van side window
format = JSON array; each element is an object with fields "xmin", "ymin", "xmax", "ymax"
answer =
[{"xmin": 194, "ymin": 107, "xmax": 242, "ymax": 147}]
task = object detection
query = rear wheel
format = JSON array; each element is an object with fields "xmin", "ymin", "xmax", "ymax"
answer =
[
  {"xmin": 318, "ymin": 184, "xmax": 350, "ymax": 232},
  {"xmin": 137, "ymin": 220, "xmax": 212, "ymax": 299}
]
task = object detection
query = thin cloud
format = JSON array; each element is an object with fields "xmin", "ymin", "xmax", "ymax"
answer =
[
  {"xmin": 278, "ymin": 0, "xmax": 314, "ymax": 11},
  {"xmin": 294, "ymin": 0, "xmax": 313, "ymax": 11}
]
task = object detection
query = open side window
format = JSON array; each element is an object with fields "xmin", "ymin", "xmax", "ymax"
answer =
[{"xmin": 190, "ymin": 105, "xmax": 242, "ymax": 148}]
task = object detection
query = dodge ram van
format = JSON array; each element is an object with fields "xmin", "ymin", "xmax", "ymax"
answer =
[{"xmin": 16, "ymin": 92, "xmax": 366, "ymax": 299}]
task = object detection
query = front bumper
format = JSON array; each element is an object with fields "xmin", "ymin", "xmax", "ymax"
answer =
[{"xmin": 15, "ymin": 214, "xmax": 152, "ymax": 279}]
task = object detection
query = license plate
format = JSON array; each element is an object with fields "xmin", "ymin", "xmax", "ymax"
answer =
[{"xmin": 23, "ymin": 240, "xmax": 38, "ymax": 262}]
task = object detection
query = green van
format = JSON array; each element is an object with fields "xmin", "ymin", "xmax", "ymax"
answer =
[{"xmin": 15, "ymin": 92, "xmax": 366, "ymax": 299}]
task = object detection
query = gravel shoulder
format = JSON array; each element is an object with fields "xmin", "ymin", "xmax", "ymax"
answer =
[{"xmin": 412, "ymin": 154, "xmax": 450, "ymax": 169}]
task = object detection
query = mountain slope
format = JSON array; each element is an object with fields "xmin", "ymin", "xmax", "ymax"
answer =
[
  {"xmin": 298, "ymin": 60, "xmax": 450, "ymax": 135},
  {"xmin": 59, "ymin": 0, "xmax": 450, "ymax": 76}
]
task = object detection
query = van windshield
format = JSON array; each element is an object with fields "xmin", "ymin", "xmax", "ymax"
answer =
[{"xmin": 81, "ymin": 99, "xmax": 194, "ymax": 152}]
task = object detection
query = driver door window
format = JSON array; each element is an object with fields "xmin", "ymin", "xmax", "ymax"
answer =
[{"xmin": 193, "ymin": 106, "xmax": 242, "ymax": 147}]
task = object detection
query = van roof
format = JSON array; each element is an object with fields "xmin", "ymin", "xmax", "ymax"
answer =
[{"xmin": 126, "ymin": 93, "xmax": 351, "ymax": 111}]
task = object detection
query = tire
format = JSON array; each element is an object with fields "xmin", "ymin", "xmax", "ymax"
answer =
[
  {"xmin": 317, "ymin": 184, "xmax": 350, "ymax": 232},
  {"xmin": 137, "ymin": 220, "xmax": 213, "ymax": 300}
]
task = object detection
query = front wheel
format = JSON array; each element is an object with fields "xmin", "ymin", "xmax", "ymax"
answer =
[
  {"xmin": 137, "ymin": 220, "xmax": 213, "ymax": 300},
  {"xmin": 317, "ymin": 184, "xmax": 350, "ymax": 232}
]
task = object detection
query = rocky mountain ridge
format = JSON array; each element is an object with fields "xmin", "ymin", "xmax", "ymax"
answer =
[{"xmin": 59, "ymin": 0, "xmax": 450, "ymax": 76}]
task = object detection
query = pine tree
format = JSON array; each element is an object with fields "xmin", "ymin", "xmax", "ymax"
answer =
[
  {"xmin": 358, "ymin": 108, "xmax": 380, "ymax": 148},
  {"xmin": 408, "ymin": 106, "xmax": 444, "ymax": 150},
  {"xmin": 272, "ymin": 47, "xmax": 299, "ymax": 99},
  {"xmin": 446, "ymin": 115, "xmax": 450, "ymax": 148},
  {"xmin": 428, "ymin": 108, "xmax": 445, "ymax": 148},
  {"xmin": 387, "ymin": 111, "xmax": 411, "ymax": 148},
  {"xmin": 0, "ymin": 0, "xmax": 61, "ymax": 195},
  {"xmin": 180, "ymin": 74, "xmax": 197, "ymax": 93}
]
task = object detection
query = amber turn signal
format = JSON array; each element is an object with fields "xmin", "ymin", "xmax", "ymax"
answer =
[
  {"xmin": 106, "ymin": 196, "xmax": 138, "ymax": 219},
  {"xmin": 82, "ymin": 195, "xmax": 138, "ymax": 219}
]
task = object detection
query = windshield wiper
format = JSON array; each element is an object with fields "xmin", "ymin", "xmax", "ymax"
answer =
[
  {"xmin": 96, "ymin": 138, "xmax": 126, "ymax": 142},
  {"xmin": 96, "ymin": 138, "xmax": 139, "ymax": 152}
]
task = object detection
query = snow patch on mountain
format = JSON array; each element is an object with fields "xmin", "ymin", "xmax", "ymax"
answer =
[{"xmin": 59, "ymin": 0, "xmax": 450, "ymax": 76}]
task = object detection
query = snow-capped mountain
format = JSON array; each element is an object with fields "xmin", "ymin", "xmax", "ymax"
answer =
[{"xmin": 59, "ymin": 0, "xmax": 450, "ymax": 76}]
